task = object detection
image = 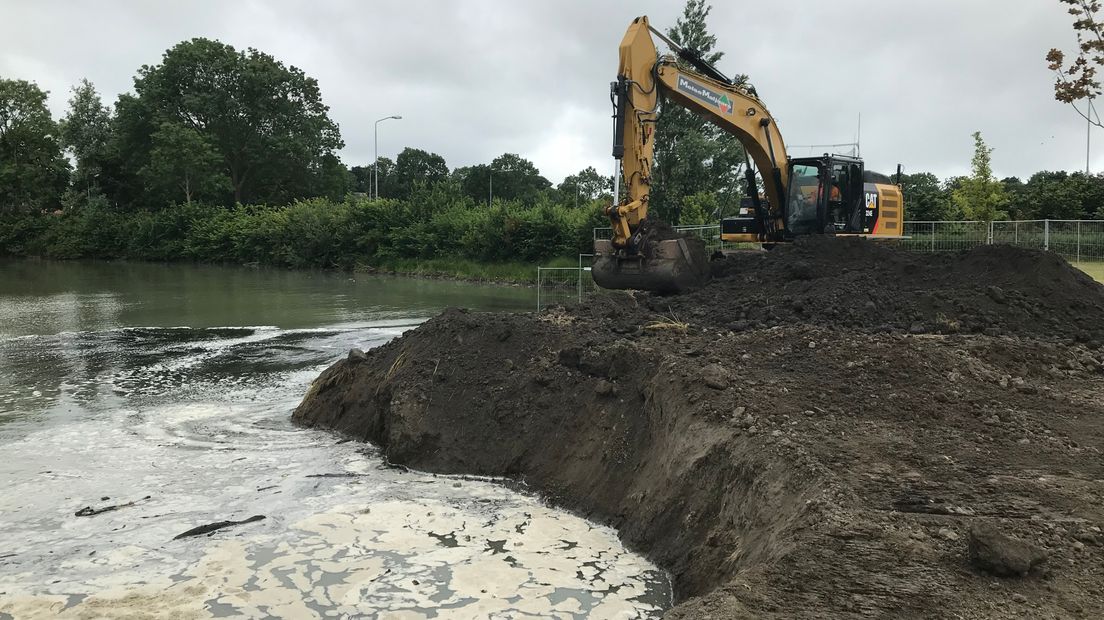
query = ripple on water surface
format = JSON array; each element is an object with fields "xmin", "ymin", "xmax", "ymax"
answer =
[{"xmin": 0, "ymin": 323, "xmax": 671, "ymax": 618}]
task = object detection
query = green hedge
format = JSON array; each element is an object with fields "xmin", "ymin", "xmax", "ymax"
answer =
[{"xmin": 0, "ymin": 194, "xmax": 606, "ymax": 271}]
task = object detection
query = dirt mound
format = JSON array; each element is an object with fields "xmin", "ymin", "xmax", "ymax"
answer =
[
  {"xmin": 648, "ymin": 237, "xmax": 1104, "ymax": 342},
  {"xmin": 294, "ymin": 242, "xmax": 1104, "ymax": 618}
]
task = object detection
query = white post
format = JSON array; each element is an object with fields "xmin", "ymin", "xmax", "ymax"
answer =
[
  {"xmin": 1078, "ymin": 220, "xmax": 1082, "ymax": 264},
  {"xmin": 536, "ymin": 268, "xmax": 542, "ymax": 311},
  {"xmin": 1045, "ymin": 220, "xmax": 1050, "ymax": 252},
  {"xmin": 930, "ymin": 222, "xmax": 936, "ymax": 253},
  {"xmin": 1014, "ymin": 221, "xmax": 1019, "ymax": 244},
  {"xmin": 578, "ymin": 255, "xmax": 584, "ymax": 304}
]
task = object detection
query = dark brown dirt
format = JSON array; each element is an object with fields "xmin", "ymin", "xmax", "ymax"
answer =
[{"xmin": 294, "ymin": 240, "xmax": 1104, "ymax": 618}]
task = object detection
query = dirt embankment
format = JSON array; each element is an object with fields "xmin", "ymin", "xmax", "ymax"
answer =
[{"xmin": 294, "ymin": 238, "xmax": 1104, "ymax": 618}]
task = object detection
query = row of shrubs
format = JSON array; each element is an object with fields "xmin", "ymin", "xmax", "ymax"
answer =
[{"xmin": 0, "ymin": 194, "xmax": 607, "ymax": 270}]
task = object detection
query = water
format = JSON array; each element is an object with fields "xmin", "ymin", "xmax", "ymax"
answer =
[{"xmin": 0, "ymin": 260, "xmax": 671, "ymax": 619}]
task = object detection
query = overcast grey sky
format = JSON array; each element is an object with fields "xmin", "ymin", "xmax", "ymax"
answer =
[{"xmin": 0, "ymin": 0, "xmax": 1089, "ymax": 183}]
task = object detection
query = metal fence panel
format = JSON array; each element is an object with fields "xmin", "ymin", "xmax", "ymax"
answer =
[
  {"xmin": 899, "ymin": 221, "xmax": 990, "ymax": 252},
  {"xmin": 536, "ymin": 267, "xmax": 586, "ymax": 311},
  {"xmin": 991, "ymin": 220, "xmax": 1047, "ymax": 251},
  {"xmin": 594, "ymin": 224, "xmax": 728, "ymax": 252}
]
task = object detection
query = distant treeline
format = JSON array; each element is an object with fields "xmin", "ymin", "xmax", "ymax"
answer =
[
  {"xmin": 0, "ymin": 195, "xmax": 604, "ymax": 269},
  {"xmin": 3, "ymin": 34, "xmax": 1102, "ymax": 274},
  {"xmin": 901, "ymin": 169, "xmax": 1104, "ymax": 222}
]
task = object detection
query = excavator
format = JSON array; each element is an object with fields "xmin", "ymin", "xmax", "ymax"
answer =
[{"xmin": 592, "ymin": 16, "xmax": 905, "ymax": 293}]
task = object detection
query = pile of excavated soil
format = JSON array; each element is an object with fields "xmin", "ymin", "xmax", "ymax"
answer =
[
  {"xmin": 294, "ymin": 240, "xmax": 1104, "ymax": 618},
  {"xmin": 657, "ymin": 237, "xmax": 1104, "ymax": 342}
]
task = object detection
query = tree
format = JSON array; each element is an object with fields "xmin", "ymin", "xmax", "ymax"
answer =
[
  {"xmin": 1014, "ymin": 170, "xmax": 1104, "ymax": 219},
  {"xmin": 901, "ymin": 172, "xmax": 951, "ymax": 220},
  {"xmin": 350, "ymin": 165, "xmax": 373, "ymax": 194},
  {"xmin": 1001, "ymin": 176, "xmax": 1029, "ymax": 219},
  {"xmin": 457, "ymin": 154, "xmax": 550, "ymax": 204},
  {"xmin": 60, "ymin": 79, "xmax": 112, "ymax": 194},
  {"xmin": 356, "ymin": 157, "xmax": 396, "ymax": 199},
  {"xmin": 117, "ymin": 38, "xmax": 344, "ymax": 205},
  {"xmin": 0, "ymin": 79, "xmax": 69, "ymax": 214},
  {"xmin": 392, "ymin": 147, "xmax": 448, "ymax": 199},
  {"xmin": 1046, "ymin": 0, "xmax": 1104, "ymax": 126},
  {"xmin": 558, "ymin": 166, "xmax": 613, "ymax": 205},
  {"xmin": 651, "ymin": 0, "xmax": 747, "ymax": 224},
  {"xmin": 140, "ymin": 122, "xmax": 229, "ymax": 206},
  {"xmin": 952, "ymin": 132, "xmax": 1008, "ymax": 221},
  {"xmin": 679, "ymin": 192, "xmax": 718, "ymax": 225}
]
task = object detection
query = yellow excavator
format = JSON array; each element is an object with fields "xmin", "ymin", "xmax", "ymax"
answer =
[{"xmin": 592, "ymin": 16, "xmax": 905, "ymax": 293}]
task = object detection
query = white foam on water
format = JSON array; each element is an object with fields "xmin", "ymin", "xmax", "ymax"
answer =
[{"xmin": 0, "ymin": 323, "xmax": 671, "ymax": 618}]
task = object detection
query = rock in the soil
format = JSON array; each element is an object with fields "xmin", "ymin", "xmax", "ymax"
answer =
[
  {"xmin": 1011, "ymin": 593, "xmax": 1027, "ymax": 604},
  {"xmin": 594, "ymin": 380, "xmax": 616, "ymax": 397},
  {"xmin": 701, "ymin": 364, "xmax": 729, "ymax": 390},
  {"xmin": 347, "ymin": 348, "xmax": 367, "ymax": 363},
  {"xmin": 968, "ymin": 524, "xmax": 1047, "ymax": 577},
  {"xmin": 987, "ymin": 286, "xmax": 1008, "ymax": 304}
]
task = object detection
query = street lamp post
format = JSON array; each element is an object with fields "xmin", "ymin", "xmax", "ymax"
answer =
[
  {"xmin": 374, "ymin": 115, "xmax": 402, "ymax": 199},
  {"xmin": 488, "ymin": 165, "xmax": 498, "ymax": 207}
]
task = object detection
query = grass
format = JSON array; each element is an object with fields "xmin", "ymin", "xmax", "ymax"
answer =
[
  {"xmin": 362, "ymin": 256, "xmax": 578, "ymax": 284},
  {"xmin": 1073, "ymin": 262, "xmax": 1104, "ymax": 283}
]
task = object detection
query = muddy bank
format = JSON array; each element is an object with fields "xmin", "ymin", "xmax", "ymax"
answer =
[{"xmin": 295, "ymin": 240, "xmax": 1104, "ymax": 618}]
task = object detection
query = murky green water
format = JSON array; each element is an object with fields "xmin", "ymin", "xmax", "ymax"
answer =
[{"xmin": 0, "ymin": 260, "xmax": 670, "ymax": 619}]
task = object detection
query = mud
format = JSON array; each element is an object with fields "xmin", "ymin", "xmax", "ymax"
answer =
[{"xmin": 294, "ymin": 239, "xmax": 1104, "ymax": 618}]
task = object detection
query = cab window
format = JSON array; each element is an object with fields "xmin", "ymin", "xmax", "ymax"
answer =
[{"xmin": 786, "ymin": 163, "xmax": 821, "ymax": 235}]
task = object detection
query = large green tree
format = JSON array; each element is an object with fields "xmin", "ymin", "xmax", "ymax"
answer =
[
  {"xmin": 651, "ymin": 0, "xmax": 747, "ymax": 224},
  {"xmin": 1012, "ymin": 170, "xmax": 1104, "ymax": 219},
  {"xmin": 140, "ymin": 121, "xmax": 229, "ymax": 206},
  {"xmin": 60, "ymin": 79, "xmax": 112, "ymax": 195},
  {"xmin": 901, "ymin": 172, "xmax": 952, "ymax": 220},
  {"xmin": 557, "ymin": 166, "xmax": 613, "ymax": 206},
  {"xmin": 116, "ymin": 38, "xmax": 344, "ymax": 206},
  {"xmin": 457, "ymin": 153, "xmax": 550, "ymax": 205},
  {"xmin": 952, "ymin": 131, "xmax": 1008, "ymax": 221},
  {"xmin": 0, "ymin": 79, "xmax": 69, "ymax": 214},
  {"xmin": 391, "ymin": 147, "xmax": 448, "ymax": 199}
]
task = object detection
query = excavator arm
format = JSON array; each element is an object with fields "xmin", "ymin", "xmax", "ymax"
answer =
[{"xmin": 608, "ymin": 15, "xmax": 789, "ymax": 249}]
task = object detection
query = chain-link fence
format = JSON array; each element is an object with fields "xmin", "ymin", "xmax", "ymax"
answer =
[{"xmin": 541, "ymin": 219, "xmax": 1104, "ymax": 310}]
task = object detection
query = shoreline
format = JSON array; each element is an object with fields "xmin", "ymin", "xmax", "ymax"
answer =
[{"xmin": 0, "ymin": 254, "xmax": 556, "ymax": 287}]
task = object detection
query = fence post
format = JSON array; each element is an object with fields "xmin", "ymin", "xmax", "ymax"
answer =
[
  {"xmin": 577, "ymin": 255, "xmax": 583, "ymax": 304},
  {"xmin": 1077, "ymin": 220, "xmax": 1082, "ymax": 264},
  {"xmin": 1014, "ymin": 221, "xmax": 1018, "ymax": 244},
  {"xmin": 988, "ymin": 221, "xmax": 993, "ymax": 245},
  {"xmin": 536, "ymin": 268, "xmax": 542, "ymax": 311},
  {"xmin": 1045, "ymin": 220, "xmax": 1050, "ymax": 252},
  {"xmin": 930, "ymin": 222, "xmax": 936, "ymax": 253}
]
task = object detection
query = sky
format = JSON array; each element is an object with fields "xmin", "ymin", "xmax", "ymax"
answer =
[{"xmin": 0, "ymin": 0, "xmax": 1093, "ymax": 184}]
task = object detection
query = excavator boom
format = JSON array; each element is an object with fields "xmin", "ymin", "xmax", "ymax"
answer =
[{"xmin": 594, "ymin": 16, "xmax": 791, "ymax": 293}]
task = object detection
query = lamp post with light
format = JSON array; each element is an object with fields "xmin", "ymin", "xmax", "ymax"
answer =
[{"xmin": 373, "ymin": 115, "xmax": 402, "ymax": 199}]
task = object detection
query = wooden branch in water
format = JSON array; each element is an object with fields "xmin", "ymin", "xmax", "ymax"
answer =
[{"xmin": 173, "ymin": 515, "xmax": 266, "ymax": 540}]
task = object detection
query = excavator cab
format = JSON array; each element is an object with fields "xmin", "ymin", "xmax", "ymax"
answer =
[{"xmin": 786, "ymin": 155, "xmax": 867, "ymax": 236}]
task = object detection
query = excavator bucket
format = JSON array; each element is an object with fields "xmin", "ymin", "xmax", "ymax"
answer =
[{"xmin": 592, "ymin": 232, "xmax": 711, "ymax": 294}]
